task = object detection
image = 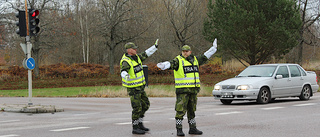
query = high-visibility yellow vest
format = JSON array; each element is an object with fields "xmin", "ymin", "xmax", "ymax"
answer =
[
  {"xmin": 174, "ymin": 55, "xmax": 200, "ymax": 88},
  {"xmin": 120, "ymin": 54, "xmax": 145, "ymax": 88}
]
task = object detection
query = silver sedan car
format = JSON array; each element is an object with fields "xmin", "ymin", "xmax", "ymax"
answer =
[{"xmin": 212, "ymin": 64, "xmax": 319, "ymax": 104}]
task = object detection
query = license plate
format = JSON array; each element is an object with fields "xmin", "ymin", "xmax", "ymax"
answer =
[
  {"xmin": 221, "ymin": 92, "xmax": 233, "ymax": 98},
  {"xmin": 221, "ymin": 92, "xmax": 232, "ymax": 95}
]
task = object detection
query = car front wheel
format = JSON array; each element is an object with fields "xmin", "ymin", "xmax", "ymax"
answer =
[
  {"xmin": 220, "ymin": 99, "xmax": 233, "ymax": 105},
  {"xmin": 299, "ymin": 85, "xmax": 311, "ymax": 100},
  {"xmin": 257, "ymin": 87, "xmax": 270, "ymax": 104}
]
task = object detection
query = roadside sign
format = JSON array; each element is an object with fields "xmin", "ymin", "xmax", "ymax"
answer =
[
  {"xmin": 25, "ymin": 57, "xmax": 35, "ymax": 70},
  {"xmin": 20, "ymin": 43, "xmax": 32, "ymax": 54},
  {"xmin": 20, "ymin": 43, "xmax": 27, "ymax": 54},
  {"xmin": 22, "ymin": 58, "xmax": 27, "ymax": 69}
]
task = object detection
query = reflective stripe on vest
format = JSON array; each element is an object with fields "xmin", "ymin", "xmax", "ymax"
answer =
[
  {"xmin": 174, "ymin": 55, "xmax": 200, "ymax": 88},
  {"xmin": 120, "ymin": 54, "xmax": 145, "ymax": 88}
]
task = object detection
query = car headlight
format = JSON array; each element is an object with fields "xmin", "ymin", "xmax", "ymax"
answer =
[
  {"xmin": 236, "ymin": 85, "xmax": 250, "ymax": 90},
  {"xmin": 214, "ymin": 85, "xmax": 221, "ymax": 90}
]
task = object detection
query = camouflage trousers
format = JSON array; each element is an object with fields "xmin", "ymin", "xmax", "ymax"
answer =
[
  {"xmin": 175, "ymin": 92, "xmax": 198, "ymax": 121},
  {"xmin": 128, "ymin": 87, "xmax": 150, "ymax": 121}
]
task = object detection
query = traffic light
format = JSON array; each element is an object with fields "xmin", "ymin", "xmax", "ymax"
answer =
[
  {"xmin": 16, "ymin": 10, "xmax": 27, "ymax": 37},
  {"xmin": 28, "ymin": 9, "xmax": 40, "ymax": 36}
]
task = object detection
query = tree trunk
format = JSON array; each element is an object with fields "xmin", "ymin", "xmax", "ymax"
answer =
[
  {"xmin": 32, "ymin": 39, "xmax": 40, "ymax": 78},
  {"xmin": 108, "ymin": 45, "xmax": 115, "ymax": 74},
  {"xmin": 297, "ymin": 39, "xmax": 303, "ymax": 65},
  {"xmin": 80, "ymin": 9, "xmax": 86, "ymax": 63},
  {"xmin": 86, "ymin": 13, "xmax": 89, "ymax": 64}
]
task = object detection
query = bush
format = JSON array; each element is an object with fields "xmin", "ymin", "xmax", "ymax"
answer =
[
  {"xmin": 0, "ymin": 63, "xmax": 109, "ymax": 81},
  {"xmin": 0, "ymin": 62, "xmax": 242, "ymax": 82},
  {"xmin": 40, "ymin": 63, "xmax": 109, "ymax": 78}
]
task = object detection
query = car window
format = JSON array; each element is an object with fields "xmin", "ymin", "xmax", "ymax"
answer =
[
  {"xmin": 238, "ymin": 66, "xmax": 276, "ymax": 77},
  {"xmin": 298, "ymin": 66, "xmax": 307, "ymax": 76},
  {"xmin": 289, "ymin": 65, "xmax": 301, "ymax": 77},
  {"xmin": 276, "ymin": 66, "xmax": 289, "ymax": 78}
]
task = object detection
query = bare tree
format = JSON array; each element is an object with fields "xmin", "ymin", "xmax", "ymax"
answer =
[
  {"xmin": 296, "ymin": 0, "xmax": 320, "ymax": 64},
  {"xmin": 74, "ymin": 0, "xmax": 93, "ymax": 64},
  {"xmin": 96, "ymin": 0, "xmax": 154, "ymax": 74},
  {"xmin": 163, "ymin": 0, "xmax": 208, "ymax": 51}
]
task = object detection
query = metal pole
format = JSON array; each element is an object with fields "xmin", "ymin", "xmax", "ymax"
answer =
[
  {"xmin": 26, "ymin": 36, "xmax": 32, "ymax": 105},
  {"xmin": 24, "ymin": 0, "xmax": 32, "ymax": 105}
]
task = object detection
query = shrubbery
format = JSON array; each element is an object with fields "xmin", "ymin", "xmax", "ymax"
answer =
[
  {"xmin": 40, "ymin": 63, "xmax": 109, "ymax": 78},
  {"xmin": 0, "ymin": 63, "xmax": 226, "ymax": 81}
]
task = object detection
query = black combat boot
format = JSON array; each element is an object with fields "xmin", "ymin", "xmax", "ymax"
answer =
[
  {"xmin": 132, "ymin": 127, "xmax": 145, "ymax": 134},
  {"xmin": 188, "ymin": 118, "xmax": 203, "ymax": 135},
  {"xmin": 176, "ymin": 119, "xmax": 184, "ymax": 136},
  {"xmin": 177, "ymin": 128, "xmax": 185, "ymax": 136},
  {"xmin": 132, "ymin": 119, "xmax": 145, "ymax": 134},
  {"xmin": 188, "ymin": 127, "xmax": 203, "ymax": 135},
  {"xmin": 138, "ymin": 118, "xmax": 149, "ymax": 131}
]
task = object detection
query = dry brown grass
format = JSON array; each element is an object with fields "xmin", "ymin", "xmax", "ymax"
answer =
[
  {"xmin": 302, "ymin": 61, "xmax": 320, "ymax": 70},
  {"xmin": 86, "ymin": 86, "xmax": 128, "ymax": 97},
  {"xmin": 81, "ymin": 84, "xmax": 213, "ymax": 98},
  {"xmin": 145, "ymin": 85, "xmax": 176, "ymax": 97},
  {"xmin": 221, "ymin": 59, "xmax": 247, "ymax": 72}
]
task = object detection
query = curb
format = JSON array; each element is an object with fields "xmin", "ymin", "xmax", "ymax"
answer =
[{"xmin": 0, "ymin": 104, "xmax": 64, "ymax": 113}]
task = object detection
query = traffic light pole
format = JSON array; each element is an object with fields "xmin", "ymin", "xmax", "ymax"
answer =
[
  {"xmin": 26, "ymin": 36, "xmax": 33, "ymax": 105},
  {"xmin": 17, "ymin": 0, "xmax": 40, "ymax": 105},
  {"xmin": 24, "ymin": 0, "xmax": 32, "ymax": 105}
]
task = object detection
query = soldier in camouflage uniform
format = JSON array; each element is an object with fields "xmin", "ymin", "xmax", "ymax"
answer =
[
  {"xmin": 120, "ymin": 39, "xmax": 159, "ymax": 135},
  {"xmin": 157, "ymin": 39, "xmax": 218, "ymax": 136}
]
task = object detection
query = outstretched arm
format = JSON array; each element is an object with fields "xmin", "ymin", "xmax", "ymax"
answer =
[
  {"xmin": 145, "ymin": 39, "xmax": 159, "ymax": 57},
  {"xmin": 204, "ymin": 38, "xmax": 217, "ymax": 59},
  {"xmin": 157, "ymin": 58, "xmax": 179, "ymax": 71},
  {"xmin": 138, "ymin": 39, "xmax": 159, "ymax": 62},
  {"xmin": 157, "ymin": 61, "xmax": 170, "ymax": 70},
  {"xmin": 196, "ymin": 38, "xmax": 218, "ymax": 66}
]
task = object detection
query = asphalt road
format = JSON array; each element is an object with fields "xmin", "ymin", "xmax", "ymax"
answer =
[{"xmin": 1, "ymin": 93, "xmax": 320, "ymax": 137}]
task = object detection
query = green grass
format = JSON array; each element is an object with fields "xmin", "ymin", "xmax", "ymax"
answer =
[
  {"xmin": 0, "ymin": 84, "xmax": 214, "ymax": 97},
  {"xmin": 0, "ymin": 73, "xmax": 225, "ymax": 97},
  {"xmin": 2, "ymin": 70, "xmax": 318, "ymax": 97}
]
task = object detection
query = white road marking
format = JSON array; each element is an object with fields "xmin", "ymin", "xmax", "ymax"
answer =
[
  {"xmin": 0, "ymin": 120, "xmax": 20, "ymax": 123},
  {"xmin": 50, "ymin": 127, "xmax": 90, "ymax": 132},
  {"xmin": 73, "ymin": 112, "xmax": 100, "ymax": 116},
  {"xmin": 115, "ymin": 121, "xmax": 150, "ymax": 125},
  {"xmin": 115, "ymin": 122, "xmax": 131, "ymax": 125},
  {"xmin": 215, "ymin": 111, "xmax": 243, "ymax": 115},
  {"xmin": 0, "ymin": 135, "xmax": 20, "ymax": 137},
  {"xmin": 261, "ymin": 107, "xmax": 284, "ymax": 110},
  {"xmin": 293, "ymin": 103, "xmax": 317, "ymax": 107}
]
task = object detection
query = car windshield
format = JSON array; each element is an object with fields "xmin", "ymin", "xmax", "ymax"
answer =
[{"xmin": 237, "ymin": 66, "xmax": 277, "ymax": 77}]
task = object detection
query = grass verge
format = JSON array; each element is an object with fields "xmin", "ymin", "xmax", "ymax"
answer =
[{"xmin": 0, "ymin": 84, "xmax": 214, "ymax": 97}]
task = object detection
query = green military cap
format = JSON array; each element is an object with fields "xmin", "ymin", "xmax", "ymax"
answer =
[
  {"xmin": 181, "ymin": 45, "xmax": 191, "ymax": 51},
  {"xmin": 125, "ymin": 42, "xmax": 138, "ymax": 49}
]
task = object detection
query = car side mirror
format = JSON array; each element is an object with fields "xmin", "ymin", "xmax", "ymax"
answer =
[{"xmin": 275, "ymin": 75, "xmax": 283, "ymax": 79}]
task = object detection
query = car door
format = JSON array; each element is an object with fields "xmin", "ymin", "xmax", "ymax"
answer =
[
  {"xmin": 272, "ymin": 65, "xmax": 291, "ymax": 96},
  {"xmin": 288, "ymin": 65, "xmax": 303, "ymax": 95}
]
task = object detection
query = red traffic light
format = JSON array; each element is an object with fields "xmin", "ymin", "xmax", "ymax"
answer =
[
  {"xmin": 28, "ymin": 9, "xmax": 40, "ymax": 36},
  {"xmin": 31, "ymin": 10, "xmax": 39, "ymax": 17}
]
